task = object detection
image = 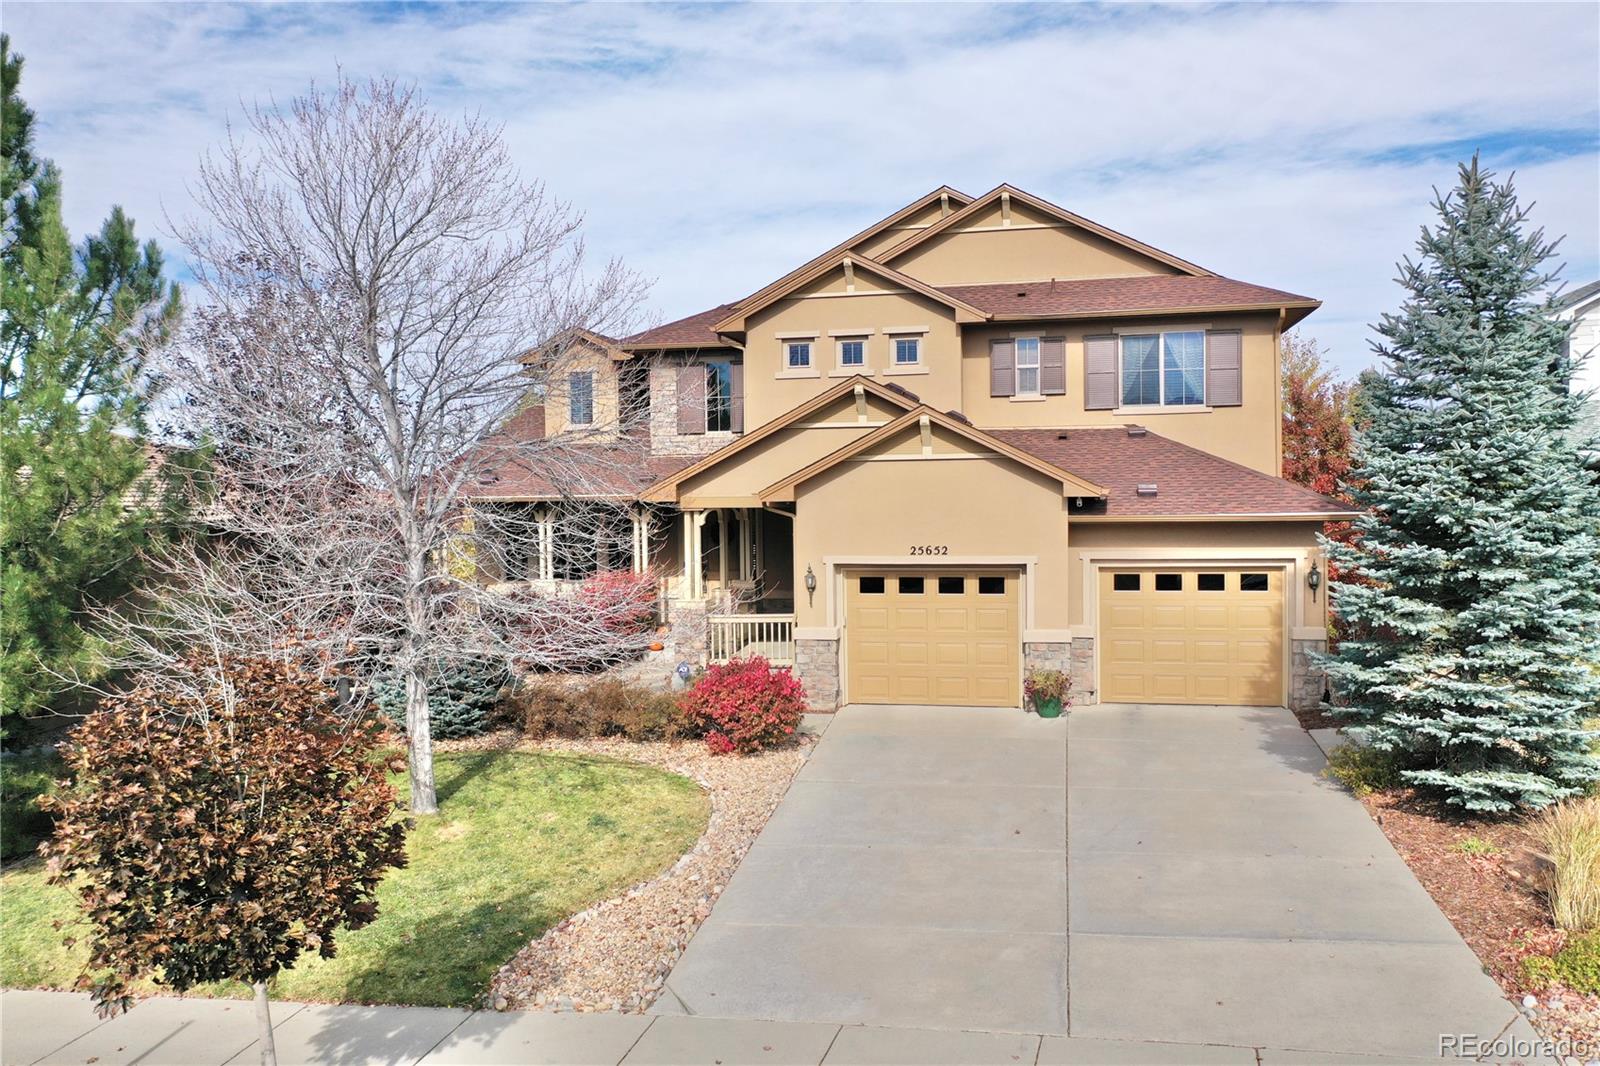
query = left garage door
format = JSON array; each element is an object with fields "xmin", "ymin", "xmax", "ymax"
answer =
[{"xmin": 845, "ymin": 570, "xmax": 1020, "ymax": 707}]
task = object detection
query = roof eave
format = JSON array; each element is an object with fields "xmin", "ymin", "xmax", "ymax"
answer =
[{"xmin": 973, "ymin": 300, "xmax": 1321, "ymax": 324}]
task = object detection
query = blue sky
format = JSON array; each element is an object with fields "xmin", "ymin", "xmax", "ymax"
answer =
[{"xmin": 6, "ymin": 1, "xmax": 1598, "ymax": 377}]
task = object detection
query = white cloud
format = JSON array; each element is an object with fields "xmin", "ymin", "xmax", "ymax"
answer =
[{"xmin": 6, "ymin": 1, "xmax": 1597, "ymax": 376}]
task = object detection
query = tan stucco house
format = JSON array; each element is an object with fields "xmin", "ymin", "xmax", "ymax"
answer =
[{"xmin": 468, "ymin": 185, "xmax": 1355, "ymax": 712}]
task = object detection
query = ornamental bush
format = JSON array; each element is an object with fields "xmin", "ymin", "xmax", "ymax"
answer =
[
  {"xmin": 373, "ymin": 659, "xmax": 509, "ymax": 739},
  {"xmin": 516, "ymin": 676, "xmax": 692, "ymax": 741},
  {"xmin": 677, "ymin": 657, "xmax": 806, "ymax": 755}
]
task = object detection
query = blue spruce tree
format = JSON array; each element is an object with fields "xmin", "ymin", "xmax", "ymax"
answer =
[{"xmin": 1323, "ymin": 157, "xmax": 1600, "ymax": 812}]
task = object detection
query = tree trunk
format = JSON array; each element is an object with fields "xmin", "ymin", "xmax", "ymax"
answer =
[
  {"xmin": 405, "ymin": 665, "xmax": 438, "ymax": 814},
  {"xmin": 253, "ymin": 981, "xmax": 277, "ymax": 1066}
]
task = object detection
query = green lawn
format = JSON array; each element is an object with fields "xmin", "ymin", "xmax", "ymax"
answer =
[{"xmin": 0, "ymin": 749, "xmax": 709, "ymax": 1007}]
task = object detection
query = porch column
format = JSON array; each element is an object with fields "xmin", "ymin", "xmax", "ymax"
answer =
[
  {"xmin": 639, "ymin": 508, "xmax": 653, "ymax": 572},
  {"xmin": 536, "ymin": 505, "xmax": 554, "ymax": 581},
  {"xmin": 683, "ymin": 510, "xmax": 709, "ymax": 599},
  {"xmin": 738, "ymin": 508, "xmax": 754, "ymax": 581},
  {"xmin": 716, "ymin": 508, "xmax": 730, "ymax": 590}
]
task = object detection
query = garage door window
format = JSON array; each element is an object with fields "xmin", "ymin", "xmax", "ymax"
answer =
[
  {"xmin": 859, "ymin": 576, "xmax": 885, "ymax": 594},
  {"xmin": 1197, "ymin": 573, "xmax": 1226, "ymax": 591},
  {"xmin": 938, "ymin": 576, "xmax": 964, "ymax": 594},
  {"xmin": 1112, "ymin": 573, "xmax": 1140, "ymax": 592},
  {"xmin": 1240, "ymin": 573, "xmax": 1270, "ymax": 591},
  {"xmin": 1155, "ymin": 573, "xmax": 1183, "ymax": 591},
  {"xmin": 978, "ymin": 576, "xmax": 1005, "ymax": 594},
  {"xmin": 898, "ymin": 576, "xmax": 925, "ymax": 594}
]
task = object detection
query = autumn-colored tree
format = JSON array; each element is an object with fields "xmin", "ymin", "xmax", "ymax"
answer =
[
  {"xmin": 1281, "ymin": 334, "xmax": 1354, "ymax": 498},
  {"xmin": 41, "ymin": 656, "xmax": 408, "ymax": 1065}
]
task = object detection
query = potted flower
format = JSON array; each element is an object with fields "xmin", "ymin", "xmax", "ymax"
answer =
[{"xmin": 1024, "ymin": 669, "xmax": 1071, "ymax": 719}]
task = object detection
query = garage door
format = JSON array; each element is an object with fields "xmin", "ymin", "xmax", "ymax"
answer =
[
  {"xmin": 846, "ymin": 570, "xmax": 1020, "ymax": 707},
  {"xmin": 1098, "ymin": 566, "xmax": 1284, "ymax": 706}
]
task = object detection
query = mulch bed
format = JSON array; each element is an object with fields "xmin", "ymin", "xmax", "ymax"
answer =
[{"xmin": 1360, "ymin": 788, "xmax": 1600, "ymax": 1051}]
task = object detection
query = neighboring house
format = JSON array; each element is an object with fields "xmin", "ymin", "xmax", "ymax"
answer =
[
  {"xmin": 467, "ymin": 184, "xmax": 1355, "ymax": 712},
  {"xmin": 1557, "ymin": 280, "xmax": 1600, "ymax": 448}
]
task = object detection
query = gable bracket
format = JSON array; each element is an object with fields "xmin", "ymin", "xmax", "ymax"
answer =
[{"xmin": 919, "ymin": 414, "xmax": 932, "ymax": 456}]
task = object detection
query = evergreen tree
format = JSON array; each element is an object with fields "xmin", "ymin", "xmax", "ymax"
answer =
[
  {"xmin": 0, "ymin": 36, "xmax": 191, "ymax": 727},
  {"xmin": 1324, "ymin": 157, "xmax": 1600, "ymax": 812}
]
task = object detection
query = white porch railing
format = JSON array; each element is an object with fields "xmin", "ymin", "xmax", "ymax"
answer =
[{"xmin": 708, "ymin": 614, "xmax": 795, "ymax": 667}]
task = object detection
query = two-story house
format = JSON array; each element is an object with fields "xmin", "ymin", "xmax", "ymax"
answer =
[{"xmin": 467, "ymin": 185, "xmax": 1354, "ymax": 712}]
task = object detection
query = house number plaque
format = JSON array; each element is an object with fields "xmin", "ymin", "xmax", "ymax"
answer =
[{"xmin": 909, "ymin": 545, "xmax": 949, "ymax": 556}]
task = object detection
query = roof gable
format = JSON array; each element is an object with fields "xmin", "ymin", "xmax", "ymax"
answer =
[
  {"xmin": 712, "ymin": 252, "xmax": 989, "ymax": 335},
  {"xmin": 879, "ymin": 184, "xmax": 1214, "ymax": 279},
  {"xmin": 760, "ymin": 406, "xmax": 1108, "ymax": 503}
]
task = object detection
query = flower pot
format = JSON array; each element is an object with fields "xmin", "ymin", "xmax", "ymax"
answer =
[{"xmin": 1033, "ymin": 696, "xmax": 1063, "ymax": 719}]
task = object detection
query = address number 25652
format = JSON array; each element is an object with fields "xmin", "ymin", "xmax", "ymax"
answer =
[{"xmin": 909, "ymin": 545, "xmax": 949, "ymax": 556}]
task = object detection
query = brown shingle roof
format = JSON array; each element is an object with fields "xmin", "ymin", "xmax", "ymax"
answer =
[
  {"xmin": 992, "ymin": 426, "xmax": 1354, "ymax": 518},
  {"xmin": 940, "ymin": 276, "xmax": 1318, "ymax": 321},
  {"xmin": 466, "ymin": 436, "xmax": 697, "ymax": 501},
  {"xmin": 623, "ymin": 305, "xmax": 739, "ymax": 350}
]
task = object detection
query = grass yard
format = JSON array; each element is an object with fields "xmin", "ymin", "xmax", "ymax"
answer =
[{"xmin": 0, "ymin": 749, "xmax": 709, "ymax": 1008}]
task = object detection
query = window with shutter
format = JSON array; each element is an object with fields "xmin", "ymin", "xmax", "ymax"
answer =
[
  {"xmin": 1084, "ymin": 335, "xmax": 1118, "ymax": 410},
  {"xmin": 1040, "ymin": 337, "xmax": 1066, "ymax": 395},
  {"xmin": 676, "ymin": 365, "xmax": 706, "ymax": 435},
  {"xmin": 568, "ymin": 372, "xmax": 594, "ymax": 426},
  {"xmin": 1206, "ymin": 330, "xmax": 1243, "ymax": 406},
  {"xmin": 989, "ymin": 338, "xmax": 1015, "ymax": 397}
]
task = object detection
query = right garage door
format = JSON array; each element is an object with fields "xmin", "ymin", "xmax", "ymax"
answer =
[{"xmin": 1098, "ymin": 566, "xmax": 1284, "ymax": 706}]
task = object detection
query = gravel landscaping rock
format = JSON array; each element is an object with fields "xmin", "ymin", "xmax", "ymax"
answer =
[{"xmin": 477, "ymin": 733, "xmax": 812, "ymax": 1013}]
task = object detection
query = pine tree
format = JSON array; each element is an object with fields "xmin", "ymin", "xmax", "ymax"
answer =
[
  {"xmin": 0, "ymin": 36, "xmax": 191, "ymax": 727},
  {"xmin": 1323, "ymin": 157, "xmax": 1600, "ymax": 812}
]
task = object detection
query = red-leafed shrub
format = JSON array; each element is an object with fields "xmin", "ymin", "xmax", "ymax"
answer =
[
  {"xmin": 578, "ymin": 569, "xmax": 658, "ymax": 637},
  {"xmin": 677, "ymin": 657, "xmax": 807, "ymax": 755}
]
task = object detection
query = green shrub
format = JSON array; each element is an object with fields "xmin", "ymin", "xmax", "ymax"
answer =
[
  {"xmin": 374, "ymin": 660, "xmax": 509, "ymax": 740},
  {"xmin": 516, "ymin": 677, "xmax": 693, "ymax": 742},
  {"xmin": 1323, "ymin": 744, "xmax": 1402, "ymax": 796},
  {"xmin": 1, "ymin": 750, "xmax": 62, "ymax": 862},
  {"xmin": 1524, "ymin": 933, "xmax": 1600, "ymax": 995},
  {"xmin": 1534, "ymin": 795, "xmax": 1600, "ymax": 931}
]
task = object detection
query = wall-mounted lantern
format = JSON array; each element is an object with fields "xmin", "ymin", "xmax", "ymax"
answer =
[
  {"xmin": 1308, "ymin": 560, "xmax": 1322, "ymax": 603},
  {"xmin": 804, "ymin": 565, "xmax": 817, "ymax": 607}
]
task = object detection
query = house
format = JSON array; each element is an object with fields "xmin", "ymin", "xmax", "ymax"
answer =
[
  {"xmin": 1557, "ymin": 279, "xmax": 1600, "ymax": 448},
  {"xmin": 467, "ymin": 185, "xmax": 1355, "ymax": 712}
]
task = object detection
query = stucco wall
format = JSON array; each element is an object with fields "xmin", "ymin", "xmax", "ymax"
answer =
[
  {"xmin": 957, "ymin": 312, "xmax": 1283, "ymax": 475},
  {"xmin": 544, "ymin": 344, "xmax": 623, "ymax": 440}
]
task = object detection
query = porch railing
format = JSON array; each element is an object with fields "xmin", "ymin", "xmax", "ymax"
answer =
[{"xmin": 708, "ymin": 613, "xmax": 795, "ymax": 667}]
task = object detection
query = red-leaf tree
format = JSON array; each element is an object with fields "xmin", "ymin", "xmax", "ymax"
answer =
[
  {"xmin": 40, "ymin": 655, "xmax": 408, "ymax": 1066},
  {"xmin": 1281, "ymin": 334, "xmax": 1355, "ymax": 498}
]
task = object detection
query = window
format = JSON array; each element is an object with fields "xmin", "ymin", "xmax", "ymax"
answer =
[
  {"xmin": 705, "ymin": 361, "xmax": 733, "ymax": 433},
  {"xmin": 568, "ymin": 371, "xmax": 594, "ymax": 425},
  {"xmin": 1121, "ymin": 331, "xmax": 1206, "ymax": 407},
  {"xmin": 938, "ymin": 576, "xmax": 964, "ymax": 595},
  {"xmin": 898, "ymin": 576, "xmax": 925, "ymax": 594},
  {"xmin": 838, "ymin": 338, "xmax": 866, "ymax": 368},
  {"xmin": 1155, "ymin": 573, "xmax": 1183, "ymax": 591},
  {"xmin": 893, "ymin": 337, "xmax": 921, "ymax": 365},
  {"xmin": 1112, "ymin": 573, "xmax": 1141, "ymax": 592},
  {"xmin": 1240, "ymin": 572, "xmax": 1270, "ymax": 592},
  {"xmin": 978, "ymin": 576, "xmax": 1005, "ymax": 595},
  {"xmin": 859, "ymin": 576, "xmax": 885, "ymax": 594},
  {"xmin": 1015, "ymin": 337, "xmax": 1040, "ymax": 396},
  {"xmin": 785, "ymin": 341, "xmax": 812, "ymax": 369},
  {"xmin": 1197, "ymin": 573, "xmax": 1226, "ymax": 592}
]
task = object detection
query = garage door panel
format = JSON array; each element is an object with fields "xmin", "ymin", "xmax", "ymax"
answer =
[
  {"xmin": 1099, "ymin": 566, "xmax": 1284, "ymax": 707},
  {"xmin": 847, "ymin": 569, "xmax": 1019, "ymax": 707}
]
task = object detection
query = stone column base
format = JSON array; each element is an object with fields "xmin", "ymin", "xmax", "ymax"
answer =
[
  {"xmin": 1068, "ymin": 636, "xmax": 1096, "ymax": 706},
  {"xmin": 794, "ymin": 637, "xmax": 841, "ymax": 711},
  {"xmin": 1290, "ymin": 636, "xmax": 1329, "ymax": 713}
]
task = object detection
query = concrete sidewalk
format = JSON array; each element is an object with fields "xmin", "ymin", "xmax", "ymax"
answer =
[{"xmin": 2, "ymin": 988, "xmax": 1525, "ymax": 1065}]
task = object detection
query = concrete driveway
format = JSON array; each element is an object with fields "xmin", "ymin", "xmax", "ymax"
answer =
[{"xmin": 655, "ymin": 703, "xmax": 1538, "ymax": 1060}]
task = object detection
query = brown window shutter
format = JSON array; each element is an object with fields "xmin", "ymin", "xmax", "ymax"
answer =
[
  {"xmin": 1206, "ymin": 330, "xmax": 1242, "ymax": 406},
  {"xmin": 990, "ymin": 339, "xmax": 1015, "ymax": 397},
  {"xmin": 729, "ymin": 363, "xmax": 745, "ymax": 433},
  {"xmin": 1084, "ymin": 335, "xmax": 1117, "ymax": 410},
  {"xmin": 1041, "ymin": 337, "xmax": 1066, "ymax": 396},
  {"xmin": 677, "ymin": 364, "xmax": 706, "ymax": 434}
]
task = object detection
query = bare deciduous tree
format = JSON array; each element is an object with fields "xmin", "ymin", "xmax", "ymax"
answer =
[{"xmin": 121, "ymin": 77, "xmax": 654, "ymax": 813}]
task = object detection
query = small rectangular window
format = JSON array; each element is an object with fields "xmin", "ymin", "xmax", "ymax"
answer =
[
  {"xmin": 705, "ymin": 361, "xmax": 732, "ymax": 433},
  {"xmin": 978, "ymin": 576, "xmax": 1005, "ymax": 595},
  {"xmin": 1015, "ymin": 337, "xmax": 1041, "ymax": 396},
  {"xmin": 1155, "ymin": 573, "xmax": 1183, "ymax": 591},
  {"xmin": 937, "ymin": 576, "xmax": 964, "ymax": 595},
  {"xmin": 839, "ymin": 338, "xmax": 865, "ymax": 367},
  {"xmin": 858, "ymin": 576, "xmax": 885, "ymax": 594},
  {"xmin": 898, "ymin": 576, "xmax": 924, "ymax": 595},
  {"xmin": 1240, "ymin": 572, "xmax": 1270, "ymax": 592},
  {"xmin": 1112, "ymin": 573, "xmax": 1141, "ymax": 592},
  {"xmin": 786, "ymin": 341, "xmax": 812, "ymax": 369},
  {"xmin": 893, "ymin": 337, "xmax": 920, "ymax": 365},
  {"xmin": 568, "ymin": 371, "xmax": 595, "ymax": 425},
  {"xmin": 1197, "ymin": 573, "xmax": 1226, "ymax": 592}
]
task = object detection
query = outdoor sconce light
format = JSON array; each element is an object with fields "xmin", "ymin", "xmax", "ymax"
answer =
[
  {"xmin": 1308, "ymin": 560, "xmax": 1322, "ymax": 602},
  {"xmin": 804, "ymin": 565, "xmax": 817, "ymax": 606}
]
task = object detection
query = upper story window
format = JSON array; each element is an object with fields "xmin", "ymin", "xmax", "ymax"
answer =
[
  {"xmin": 838, "ymin": 338, "xmax": 866, "ymax": 368},
  {"xmin": 893, "ymin": 337, "xmax": 921, "ymax": 365},
  {"xmin": 1015, "ymin": 337, "xmax": 1041, "ymax": 396},
  {"xmin": 785, "ymin": 341, "xmax": 812, "ymax": 369},
  {"xmin": 568, "ymin": 371, "xmax": 595, "ymax": 425},
  {"xmin": 1121, "ymin": 330, "xmax": 1205, "ymax": 407},
  {"xmin": 705, "ymin": 360, "xmax": 734, "ymax": 432}
]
